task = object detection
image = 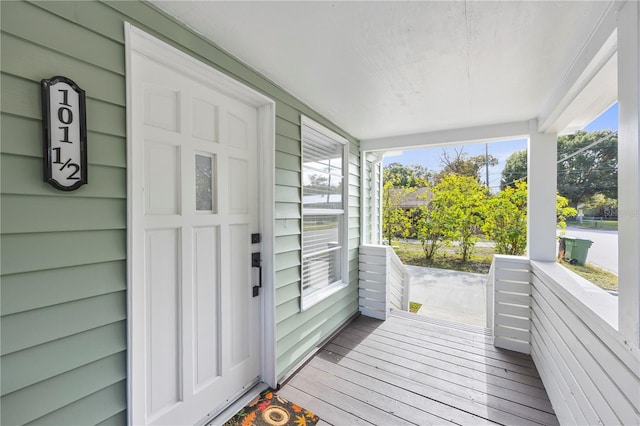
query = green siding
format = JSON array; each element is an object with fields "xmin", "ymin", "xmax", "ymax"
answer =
[
  {"xmin": 276, "ymin": 135, "xmax": 302, "ymax": 156},
  {"xmin": 1, "ymin": 155, "xmax": 126, "ymax": 198},
  {"xmin": 2, "ymin": 292, "xmax": 126, "ymax": 355},
  {"xmin": 2, "ymin": 321, "xmax": 126, "ymax": 395},
  {"xmin": 26, "ymin": 382, "xmax": 126, "ymax": 426},
  {"xmin": 1, "ymin": 261, "xmax": 126, "ymax": 315},
  {"xmin": 2, "ymin": 196, "xmax": 126, "ymax": 233},
  {"xmin": 1, "ymin": 114, "xmax": 127, "ymax": 168},
  {"xmin": 2, "ymin": 353, "xmax": 126, "ymax": 425},
  {"xmin": 1, "ymin": 0, "xmax": 360, "ymax": 423},
  {"xmin": 275, "ymin": 218, "xmax": 301, "ymax": 236},
  {"xmin": 1, "ymin": 230, "xmax": 126, "ymax": 275}
]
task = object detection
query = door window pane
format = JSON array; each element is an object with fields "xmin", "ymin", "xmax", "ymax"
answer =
[{"xmin": 196, "ymin": 154, "xmax": 215, "ymax": 211}]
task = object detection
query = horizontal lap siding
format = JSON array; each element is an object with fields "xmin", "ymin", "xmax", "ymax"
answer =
[
  {"xmin": 1, "ymin": 1, "xmax": 128, "ymax": 424},
  {"xmin": 530, "ymin": 267, "xmax": 640, "ymax": 425},
  {"xmin": 1, "ymin": 1, "xmax": 360, "ymax": 423}
]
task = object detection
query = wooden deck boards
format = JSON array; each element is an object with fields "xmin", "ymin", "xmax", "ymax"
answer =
[{"xmin": 278, "ymin": 312, "xmax": 558, "ymax": 426}]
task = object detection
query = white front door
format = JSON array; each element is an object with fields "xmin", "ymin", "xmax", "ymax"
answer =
[{"xmin": 130, "ymin": 50, "xmax": 262, "ymax": 425}]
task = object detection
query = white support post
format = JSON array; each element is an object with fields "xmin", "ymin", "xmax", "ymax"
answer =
[
  {"xmin": 360, "ymin": 153, "xmax": 369, "ymax": 245},
  {"xmin": 371, "ymin": 157, "xmax": 382, "ymax": 245},
  {"xmin": 527, "ymin": 120, "xmax": 558, "ymax": 261},
  {"xmin": 360, "ymin": 152, "xmax": 384, "ymax": 246},
  {"xmin": 377, "ymin": 160, "xmax": 383, "ymax": 245},
  {"xmin": 617, "ymin": 1, "xmax": 640, "ymax": 347}
]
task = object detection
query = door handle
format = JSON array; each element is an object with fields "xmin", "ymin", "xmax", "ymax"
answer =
[{"xmin": 252, "ymin": 252, "xmax": 262, "ymax": 297}]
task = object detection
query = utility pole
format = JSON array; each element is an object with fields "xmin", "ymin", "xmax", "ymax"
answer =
[{"xmin": 485, "ymin": 143, "xmax": 490, "ymax": 189}]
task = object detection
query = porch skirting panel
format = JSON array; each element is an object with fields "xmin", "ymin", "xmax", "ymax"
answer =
[
  {"xmin": 490, "ymin": 255, "xmax": 532, "ymax": 354},
  {"xmin": 358, "ymin": 245, "xmax": 410, "ymax": 320}
]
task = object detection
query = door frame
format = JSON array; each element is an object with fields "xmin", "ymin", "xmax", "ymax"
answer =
[{"xmin": 124, "ymin": 23, "xmax": 276, "ymax": 424}]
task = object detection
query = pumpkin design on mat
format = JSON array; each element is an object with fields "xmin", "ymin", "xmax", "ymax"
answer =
[{"xmin": 225, "ymin": 389, "xmax": 320, "ymax": 426}]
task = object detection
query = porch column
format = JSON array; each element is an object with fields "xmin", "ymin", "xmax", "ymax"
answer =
[
  {"xmin": 527, "ymin": 119, "xmax": 557, "ymax": 261},
  {"xmin": 617, "ymin": 1, "xmax": 640, "ymax": 347}
]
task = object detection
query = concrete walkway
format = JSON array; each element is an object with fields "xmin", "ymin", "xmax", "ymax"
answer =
[{"xmin": 406, "ymin": 265, "xmax": 488, "ymax": 328}]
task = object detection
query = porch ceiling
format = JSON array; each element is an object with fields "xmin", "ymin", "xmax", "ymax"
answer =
[{"xmin": 151, "ymin": 1, "xmax": 615, "ymax": 141}]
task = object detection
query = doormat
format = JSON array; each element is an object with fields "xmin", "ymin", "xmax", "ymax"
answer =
[{"xmin": 225, "ymin": 388, "xmax": 320, "ymax": 426}]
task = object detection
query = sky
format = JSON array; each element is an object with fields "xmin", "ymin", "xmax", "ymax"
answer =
[{"xmin": 383, "ymin": 102, "xmax": 619, "ymax": 192}]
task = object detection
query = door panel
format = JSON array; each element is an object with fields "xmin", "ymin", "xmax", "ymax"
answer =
[
  {"xmin": 145, "ymin": 142, "xmax": 180, "ymax": 214},
  {"xmin": 132, "ymin": 52, "xmax": 261, "ymax": 425},
  {"xmin": 191, "ymin": 98, "xmax": 218, "ymax": 142},
  {"xmin": 145, "ymin": 228, "xmax": 181, "ymax": 416},
  {"xmin": 229, "ymin": 223, "xmax": 250, "ymax": 366},
  {"xmin": 193, "ymin": 225, "xmax": 220, "ymax": 389},
  {"xmin": 143, "ymin": 86, "xmax": 180, "ymax": 132},
  {"xmin": 228, "ymin": 157, "xmax": 249, "ymax": 213}
]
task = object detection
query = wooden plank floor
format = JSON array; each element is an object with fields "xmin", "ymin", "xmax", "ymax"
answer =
[{"xmin": 279, "ymin": 311, "xmax": 558, "ymax": 426}]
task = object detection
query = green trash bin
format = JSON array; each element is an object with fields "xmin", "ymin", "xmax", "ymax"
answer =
[{"xmin": 560, "ymin": 236, "xmax": 593, "ymax": 266}]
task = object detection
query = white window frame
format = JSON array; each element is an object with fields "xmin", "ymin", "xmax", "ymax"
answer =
[{"xmin": 300, "ymin": 115, "xmax": 349, "ymax": 311}]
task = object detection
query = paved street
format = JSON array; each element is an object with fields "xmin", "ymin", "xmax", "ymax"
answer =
[{"xmin": 560, "ymin": 226, "xmax": 618, "ymax": 274}]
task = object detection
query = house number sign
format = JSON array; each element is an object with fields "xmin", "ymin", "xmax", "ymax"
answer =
[{"xmin": 41, "ymin": 76, "xmax": 87, "ymax": 191}]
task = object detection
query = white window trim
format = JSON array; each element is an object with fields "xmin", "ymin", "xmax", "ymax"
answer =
[{"xmin": 300, "ymin": 115, "xmax": 349, "ymax": 311}]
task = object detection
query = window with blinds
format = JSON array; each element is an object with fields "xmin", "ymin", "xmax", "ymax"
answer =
[{"xmin": 301, "ymin": 116, "xmax": 348, "ymax": 310}]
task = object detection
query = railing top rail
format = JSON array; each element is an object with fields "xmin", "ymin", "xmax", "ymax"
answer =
[
  {"xmin": 387, "ymin": 246, "xmax": 404, "ymax": 267},
  {"xmin": 531, "ymin": 260, "xmax": 621, "ymax": 337}
]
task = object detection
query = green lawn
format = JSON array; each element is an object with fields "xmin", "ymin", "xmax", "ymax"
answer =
[
  {"xmin": 559, "ymin": 260, "xmax": 618, "ymax": 291},
  {"xmin": 409, "ymin": 302, "xmax": 422, "ymax": 313},
  {"xmin": 568, "ymin": 219, "xmax": 618, "ymax": 231},
  {"xmin": 393, "ymin": 241, "xmax": 492, "ymax": 274},
  {"xmin": 391, "ymin": 239, "xmax": 618, "ymax": 291}
]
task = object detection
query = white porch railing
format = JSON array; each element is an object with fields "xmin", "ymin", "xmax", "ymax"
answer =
[
  {"xmin": 359, "ymin": 245, "xmax": 410, "ymax": 320},
  {"xmin": 487, "ymin": 255, "xmax": 640, "ymax": 425},
  {"xmin": 489, "ymin": 255, "xmax": 532, "ymax": 354}
]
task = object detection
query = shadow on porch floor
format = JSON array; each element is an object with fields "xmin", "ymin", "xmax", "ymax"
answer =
[{"xmin": 278, "ymin": 311, "xmax": 558, "ymax": 426}]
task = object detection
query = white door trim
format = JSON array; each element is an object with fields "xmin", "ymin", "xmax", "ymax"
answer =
[{"xmin": 124, "ymin": 23, "xmax": 276, "ymax": 425}]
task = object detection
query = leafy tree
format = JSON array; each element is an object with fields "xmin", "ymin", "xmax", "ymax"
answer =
[
  {"xmin": 556, "ymin": 194, "xmax": 577, "ymax": 230},
  {"xmin": 384, "ymin": 162, "xmax": 432, "ymax": 187},
  {"xmin": 483, "ymin": 180, "xmax": 528, "ymax": 255},
  {"xmin": 582, "ymin": 193, "xmax": 618, "ymax": 217},
  {"xmin": 435, "ymin": 147, "xmax": 498, "ymax": 184},
  {"xmin": 408, "ymin": 164, "xmax": 433, "ymax": 186},
  {"xmin": 557, "ymin": 130, "xmax": 617, "ymax": 206},
  {"xmin": 484, "ymin": 180, "xmax": 578, "ymax": 255},
  {"xmin": 414, "ymin": 189, "xmax": 451, "ymax": 259},
  {"xmin": 501, "ymin": 130, "xmax": 618, "ymax": 205},
  {"xmin": 429, "ymin": 174, "xmax": 487, "ymax": 261},
  {"xmin": 381, "ymin": 163, "xmax": 432, "ymax": 244},
  {"xmin": 500, "ymin": 150, "xmax": 527, "ymax": 190},
  {"xmin": 382, "ymin": 179, "xmax": 415, "ymax": 245}
]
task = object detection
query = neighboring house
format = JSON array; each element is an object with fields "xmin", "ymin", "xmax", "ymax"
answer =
[
  {"xmin": 395, "ymin": 187, "xmax": 432, "ymax": 209},
  {"xmin": 1, "ymin": 1, "xmax": 639, "ymax": 426}
]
